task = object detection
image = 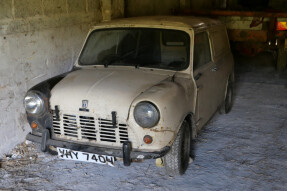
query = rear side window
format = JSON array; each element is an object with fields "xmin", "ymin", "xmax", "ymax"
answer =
[
  {"xmin": 210, "ymin": 26, "xmax": 229, "ymax": 58},
  {"xmin": 193, "ymin": 32, "xmax": 211, "ymax": 70}
]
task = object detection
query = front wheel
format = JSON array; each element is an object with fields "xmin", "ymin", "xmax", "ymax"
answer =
[{"xmin": 164, "ymin": 121, "xmax": 191, "ymax": 176}]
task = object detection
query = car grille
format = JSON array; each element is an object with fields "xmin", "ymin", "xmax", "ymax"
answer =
[{"xmin": 52, "ymin": 113, "xmax": 130, "ymax": 146}]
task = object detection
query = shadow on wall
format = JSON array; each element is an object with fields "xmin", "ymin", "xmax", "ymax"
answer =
[
  {"xmin": 234, "ymin": 51, "xmax": 276, "ymax": 73},
  {"xmin": 125, "ymin": 0, "xmax": 181, "ymax": 16}
]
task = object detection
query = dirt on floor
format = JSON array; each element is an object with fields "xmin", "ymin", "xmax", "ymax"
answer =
[{"xmin": 0, "ymin": 55, "xmax": 287, "ymax": 191}]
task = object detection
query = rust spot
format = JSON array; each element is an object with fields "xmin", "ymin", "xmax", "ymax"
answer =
[
  {"xmin": 228, "ymin": 29, "xmax": 267, "ymax": 42},
  {"xmin": 0, "ymin": 85, "xmax": 6, "ymax": 90}
]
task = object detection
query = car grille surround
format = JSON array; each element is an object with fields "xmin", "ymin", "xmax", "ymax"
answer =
[{"xmin": 52, "ymin": 113, "xmax": 131, "ymax": 147}]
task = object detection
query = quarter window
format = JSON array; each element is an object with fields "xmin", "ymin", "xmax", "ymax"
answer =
[
  {"xmin": 193, "ymin": 32, "xmax": 211, "ymax": 70},
  {"xmin": 210, "ymin": 26, "xmax": 229, "ymax": 58}
]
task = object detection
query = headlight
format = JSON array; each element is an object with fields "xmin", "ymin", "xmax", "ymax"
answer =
[
  {"xmin": 24, "ymin": 91, "xmax": 45, "ymax": 115},
  {"xmin": 134, "ymin": 102, "xmax": 160, "ymax": 128}
]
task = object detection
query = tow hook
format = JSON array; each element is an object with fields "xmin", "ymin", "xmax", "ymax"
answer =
[
  {"xmin": 41, "ymin": 129, "xmax": 50, "ymax": 152},
  {"xmin": 123, "ymin": 141, "xmax": 132, "ymax": 166}
]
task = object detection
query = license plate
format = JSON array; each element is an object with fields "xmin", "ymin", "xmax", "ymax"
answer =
[{"xmin": 57, "ymin": 147, "xmax": 115, "ymax": 167}]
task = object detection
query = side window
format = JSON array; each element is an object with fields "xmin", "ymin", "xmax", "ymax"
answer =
[
  {"xmin": 210, "ymin": 26, "xmax": 229, "ymax": 58},
  {"xmin": 193, "ymin": 32, "xmax": 211, "ymax": 70}
]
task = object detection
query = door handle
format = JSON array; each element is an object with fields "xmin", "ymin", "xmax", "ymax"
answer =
[
  {"xmin": 194, "ymin": 73, "xmax": 202, "ymax": 81},
  {"xmin": 211, "ymin": 67, "xmax": 218, "ymax": 72}
]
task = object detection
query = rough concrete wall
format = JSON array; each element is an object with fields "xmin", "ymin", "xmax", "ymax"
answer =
[
  {"xmin": 112, "ymin": 0, "xmax": 125, "ymax": 19},
  {"xmin": 190, "ymin": 0, "xmax": 213, "ymax": 9},
  {"xmin": 101, "ymin": 0, "xmax": 124, "ymax": 21},
  {"xmin": 0, "ymin": 0, "xmax": 124, "ymax": 156},
  {"xmin": 126, "ymin": 0, "xmax": 180, "ymax": 16},
  {"xmin": 269, "ymin": 0, "xmax": 287, "ymax": 11}
]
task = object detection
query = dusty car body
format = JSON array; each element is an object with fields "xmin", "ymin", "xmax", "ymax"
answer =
[{"xmin": 24, "ymin": 16, "xmax": 234, "ymax": 175}]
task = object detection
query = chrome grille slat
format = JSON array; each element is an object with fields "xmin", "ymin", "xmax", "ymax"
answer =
[
  {"xmin": 64, "ymin": 132, "xmax": 78, "ymax": 137},
  {"xmin": 63, "ymin": 127, "xmax": 77, "ymax": 131},
  {"xmin": 64, "ymin": 130, "xmax": 77, "ymax": 135},
  {"xmin": 62, "ymin": 114, "xmax": 78, "ymax": 138},
  {"xmin": 80, "ymin": 123, "xmax": 94, "ymax": 126},
  {"xmin": 81, "ymin": 126, "xmax": 95, "ymax": 130},
  {"xmin": 63, "ymin": 122, "xmax": 77, "ymax": 125},
  {"xmin": 81, "ymin": 129, "xmax": 96, "ymax": 133},
  {"xmin": 79, "ymin": 116, "xmax": 96, "ymax": 141},
  {"xmin": 63, "ymin": 125, "xmax": 77, "ymax": 129},
  {"xmin": 52, "ymin": 116, "xmax": 61, "ymax": 135},
  {"xmin": 98, "ymin": 118, "xmax": 117, "ymax": 143},
  {"xmin": 99, "ymin": 129, "xmax": 115, "ymax": 133}
]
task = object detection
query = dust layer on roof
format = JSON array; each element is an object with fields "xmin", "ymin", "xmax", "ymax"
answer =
[{"xmin": 93, "ymin": 16, "xmax": 223, "ymax": 30}]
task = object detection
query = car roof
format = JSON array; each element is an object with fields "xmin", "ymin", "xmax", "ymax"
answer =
[{"xmin": 92, "ymin": 16, "xmax": 223, "ymax": 30}]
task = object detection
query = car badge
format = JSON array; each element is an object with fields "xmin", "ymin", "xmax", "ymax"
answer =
[
  {"xmin": 79, "ymin": 100, "xmax": 89, "ymax": 112},
  {"xmin": 82, "ymin": 100, "xmax": 88, "ymax": 108}
]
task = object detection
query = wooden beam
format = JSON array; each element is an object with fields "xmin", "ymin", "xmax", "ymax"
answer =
[{"xmin": 182, "ymin": 9, "xmax": 287, "ymax": 18}]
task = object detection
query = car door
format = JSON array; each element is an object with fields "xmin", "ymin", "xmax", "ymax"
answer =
[
  {"xmin": 193, "ymin": 31, "xmax": 219, "ymax": 129},
  {"xmin": 209, "ymin": 26, "xmax": 231, "ymax": 104}
]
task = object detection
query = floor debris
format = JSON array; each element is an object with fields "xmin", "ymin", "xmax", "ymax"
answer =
[{"xmin": 0, "ymin": 59, "xmax": 286, "ymax": 191}]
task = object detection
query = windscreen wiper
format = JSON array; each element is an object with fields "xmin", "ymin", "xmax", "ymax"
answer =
[
  {"xmin": 104, "ymin": 56, "xmax": 122, "ymax": 68},
  {"xmin": 135, "ymin": 63, "xmax": 140, "ymax": 69}
]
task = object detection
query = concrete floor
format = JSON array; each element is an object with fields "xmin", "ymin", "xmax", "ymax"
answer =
[{"xmin": 0, "ymin": 57, "xmax": 287, "ymax": 191}]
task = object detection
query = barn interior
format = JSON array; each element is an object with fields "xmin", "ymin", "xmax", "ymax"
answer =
[{"xmin": 0, "ymin": 0, "xmax": 286, "ymax": 190}]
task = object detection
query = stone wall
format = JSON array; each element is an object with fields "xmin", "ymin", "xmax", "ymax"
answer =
[
  {"xmin": 126, "ymin": 0, "xmax": 191, "ymax": 17},
  {"xmin": 0, "ymin": 0, "xmax": 124, "ymax": 155}
]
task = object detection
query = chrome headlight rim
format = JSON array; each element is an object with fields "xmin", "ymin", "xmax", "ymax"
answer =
[
  {"xmin": 24, "ymin": 91, "xmax": 45, "ymax": 115},
  {"xmin": 133, "ymin": 101, "xmax": 160, "ymax": 128}
]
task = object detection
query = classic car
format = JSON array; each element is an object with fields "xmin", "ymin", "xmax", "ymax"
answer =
[{"xmin": 24, "ymin": 16, "xmax": 234, "ymax": 175}]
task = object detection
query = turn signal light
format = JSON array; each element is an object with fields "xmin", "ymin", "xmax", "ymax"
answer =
[
  {"xmin": 143, "ymin": 135, "xmax": 153, "ymax": 144},
  {"xmin": 31, "ymin": 122, "xmax": 38, "ymax": 129}
]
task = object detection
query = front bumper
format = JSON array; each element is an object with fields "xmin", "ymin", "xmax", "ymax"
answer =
[{"xmin": 26, "ymin": 133, "xmax": 170, "ymax": 160}]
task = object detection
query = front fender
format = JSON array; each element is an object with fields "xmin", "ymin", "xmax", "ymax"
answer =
[
  {"xmin": 25, "ymin": 71, "xmax": 72, "ymax": 135},
  {"xmin": 127, "ymin": 80, "xmax": 193, "ymax": 151}
]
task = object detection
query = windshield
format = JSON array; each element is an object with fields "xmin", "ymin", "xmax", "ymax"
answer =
[{"xmin": 79, "ymin": 28, "xmax": 190, "ymax": 71}]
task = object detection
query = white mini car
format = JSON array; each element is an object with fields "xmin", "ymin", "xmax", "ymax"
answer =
[{"xmin": 24, "ymin": 16, "xmax": 234, "ymax": 175}]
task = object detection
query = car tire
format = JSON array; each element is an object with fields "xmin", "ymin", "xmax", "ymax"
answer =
[
  {"xmin": 164, "ymin": 120, "xmax": 191, "ymax": 176},
  {"xmin": 220, "ymin": 80, "xmax": 233, "ymax": 114}
]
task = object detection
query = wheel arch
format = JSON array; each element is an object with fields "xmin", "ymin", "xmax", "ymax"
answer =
[
  {"xmin": 184, "ymin": 113, "xmax": 197, "ymax": 139},
  {"xmin": 223, "ymin": 72, "xmax": 234, "ymax": 101}
]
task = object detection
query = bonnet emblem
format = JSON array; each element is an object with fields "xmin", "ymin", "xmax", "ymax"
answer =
[
  {"xmin": 82, "ymin": 100, "xmax": 88, "ymax": 108},
  {"xmin": 79, "ymin": 100, "xmax": 89, "ymax": 112}
]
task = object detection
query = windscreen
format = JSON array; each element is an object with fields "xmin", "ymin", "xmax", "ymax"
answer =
[{"xmin": 79, "ymin": 28, "xmax": 190, "ymax": 71}]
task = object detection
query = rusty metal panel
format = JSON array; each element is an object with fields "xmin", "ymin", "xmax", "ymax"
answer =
[
  {"xmin": 228, "ymin": 29, "xmax": 268, "ymax": 42},
  {"xmin": 231, "ymin": 42, "xmax": 266, "ymax": 56},
  {"xmin": 277, "ymin": 21, "xmax": 287, "ymax": 30}
]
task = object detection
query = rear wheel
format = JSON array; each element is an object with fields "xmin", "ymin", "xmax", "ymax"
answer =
[
  {"xmin": 164, "ymin": 121, "xmax": 191, "ymax": 176},
  {"xmin": 277, "ymin": 40, "xmax": 287, "ymax": 71},
  {"xmin": 220, "ymin": 80, "xmax": 233, "ymax": 114}
]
